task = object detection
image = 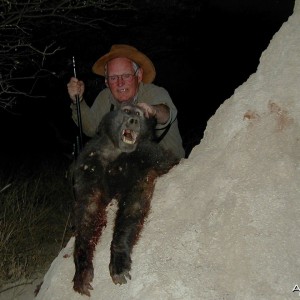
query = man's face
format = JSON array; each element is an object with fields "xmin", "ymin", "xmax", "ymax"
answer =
[{"xmin": 106, "ymin": 57, "xmax": 143, "ymax": 103}]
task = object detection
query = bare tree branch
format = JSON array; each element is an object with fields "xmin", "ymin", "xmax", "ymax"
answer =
[{"xmin": 0, "ymin": 0, "xmax": 135, "ymax": 109}]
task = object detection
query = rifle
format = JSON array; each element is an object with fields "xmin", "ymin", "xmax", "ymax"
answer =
[{"xmin": 72, "ymin": 56, "xmax": 83, "ymax": 158}]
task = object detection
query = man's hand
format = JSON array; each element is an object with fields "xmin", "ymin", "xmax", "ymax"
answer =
[
  {"xmin": 137, "ymin": 103, "xmax": 157, "ymax": 118},
  {"xmin": 67, "ymin": 77, "xmax": 85, "ymax": 103},
  {"xmin": 137, "ymin": 103, "xmax": 170, "ymax": 125}
]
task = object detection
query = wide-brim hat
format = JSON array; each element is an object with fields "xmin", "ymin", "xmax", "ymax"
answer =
[{"xmin": 92, "ymin": 44, "xmax": 156, "ymax": 83}]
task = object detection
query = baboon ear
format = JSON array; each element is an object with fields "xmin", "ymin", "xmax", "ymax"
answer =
[
  {"xmin": 145, "ymin": 116, "xmax": 157, "ymax": 137},
  {"xmin": 148, "ymin": 115, "xmax": 157, "ymax": 127},
  {"xmin": 96, "ymin": 123, "xmax": 103, "ymax": 136}
]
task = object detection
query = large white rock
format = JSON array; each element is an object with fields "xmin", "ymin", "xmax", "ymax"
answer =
[{"xmin": 36, "ymin": 1, "xmax": 300, "ymax": 299}]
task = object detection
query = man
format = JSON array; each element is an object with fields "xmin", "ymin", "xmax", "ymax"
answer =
[{"xmin": 67, "ymin": 44, "xmax": 185, "ymax": 159}]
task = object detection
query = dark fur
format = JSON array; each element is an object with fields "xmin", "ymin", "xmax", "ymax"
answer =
[{"xmin": 72, "ymin": 104, "xmax": 179, "ymax": 296}]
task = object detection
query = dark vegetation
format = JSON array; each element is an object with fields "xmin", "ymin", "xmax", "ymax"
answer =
[{"xmin": 0, "ymin": 154, "xmax": 73, "ymax": 290}]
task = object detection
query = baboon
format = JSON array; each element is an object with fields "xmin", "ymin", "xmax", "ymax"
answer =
[{"xmin": 72, "ymin": 104, "xmax": 179, "ymax": 296}]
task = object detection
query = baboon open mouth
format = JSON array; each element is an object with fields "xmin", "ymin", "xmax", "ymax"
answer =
[{"xmin": 122, "ymin": 129, "xmax": 138, "ymax": 144}]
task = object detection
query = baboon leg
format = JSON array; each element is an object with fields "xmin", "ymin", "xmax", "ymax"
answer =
[
  {"xmin": 109, "ymin": 170, "xmax": 157, "ymax": 285},
  {"xmin": 73, "ymin": 189, "xmax": 108, "ymax": 296}
]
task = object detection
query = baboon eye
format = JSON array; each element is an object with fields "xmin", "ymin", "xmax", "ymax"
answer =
[
  {"xmin": 123, "ymin": 108, "xmax": 130, "ymax": 114},
  {"xmin": 135, "ymin": 111, "xmax": 140, "ymax": 116}
]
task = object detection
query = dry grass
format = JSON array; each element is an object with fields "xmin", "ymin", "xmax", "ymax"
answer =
[{"xmin": 0, "ymin": 155, "xmax": 74, "ymax": 289}]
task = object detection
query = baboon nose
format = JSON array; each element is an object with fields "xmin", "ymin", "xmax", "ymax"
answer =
[{"xmin": 129, "ymin": 118, "xmax": 138, "ymax": 124}]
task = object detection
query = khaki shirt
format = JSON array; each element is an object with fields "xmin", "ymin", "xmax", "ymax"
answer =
[{"xmin": 71, "ymin": 82, "xmax": 185, "ymax": 159}]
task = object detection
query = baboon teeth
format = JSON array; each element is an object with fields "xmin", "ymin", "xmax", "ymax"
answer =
[{"xmin": 122, "ymin": 129, "xmax": 137, "ymax": 144}]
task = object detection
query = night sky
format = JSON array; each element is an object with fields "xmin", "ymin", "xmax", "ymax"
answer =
[{"xmin": 0, "ymin": 0, "xmax": 295, "ymax": 162}]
